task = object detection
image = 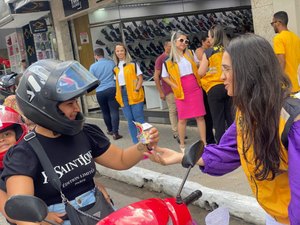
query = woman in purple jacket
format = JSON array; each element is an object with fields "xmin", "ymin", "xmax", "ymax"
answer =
[{"xmin": 146, "ymin": 34, "xmax": 300, "ymax": 225}]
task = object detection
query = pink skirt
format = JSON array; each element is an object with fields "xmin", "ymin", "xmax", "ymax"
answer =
[{"xmin": 176, "ymin": 74, "xmax": 206, "ymax": 119}]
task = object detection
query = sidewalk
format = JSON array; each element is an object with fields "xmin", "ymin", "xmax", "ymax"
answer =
[{"xmin": 86, "ymin": 116, "xmax": 266, "ymax": 224}]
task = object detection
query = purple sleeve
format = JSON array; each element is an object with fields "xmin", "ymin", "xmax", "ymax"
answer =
[
  {"xmin": 200, "ymin": 122, "xmax": 241, "ymax": 176},
  {"xmin": 287, "ymin": 120, "xmax": 300, "ymax": 225}
]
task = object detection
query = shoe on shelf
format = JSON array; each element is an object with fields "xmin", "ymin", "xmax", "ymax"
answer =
[
  {"xmin": 179, "ymin": 145, "xmax": 185, "ymax": 153},
  {"xmin": 107, "ymin": 131, "xmax": 113, "ymax": 135},
  {"xmin": 113, "ymin": 133, "xmax": 123, "ymax": 140}
]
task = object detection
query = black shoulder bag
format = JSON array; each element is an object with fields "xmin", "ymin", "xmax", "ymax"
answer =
[{"xmin": 24, "ymin": 132, "xmax": 115, "ymax": 225}]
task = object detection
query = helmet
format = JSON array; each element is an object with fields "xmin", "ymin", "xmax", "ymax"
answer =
[
  {"xmin": 0, "ymin": 73, "xmax": 18, "ymax": 97},
  {"xmin": 16, "ymin": 59, "xmax": 99, "ymax": 135},
  {"xmin": 0, "ymin": 105, "xmax": 27, "ymax": 144}
]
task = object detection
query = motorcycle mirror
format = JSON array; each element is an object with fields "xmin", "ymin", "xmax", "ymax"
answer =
[
  {"xmin": 181, "ymin": 140, "xmax": 204, "ymax": 168},
  {"xmin": 5, "ymin": 195, "xmax": 48, "ymax": 223}
]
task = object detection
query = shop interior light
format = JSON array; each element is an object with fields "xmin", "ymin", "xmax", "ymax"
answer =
[
  {"xmin": 120, "ymin": 3, "xmax": 151, "ymax": 8},
  {"xmin": 0, "ymin": 14, "xmax": 14, "ymax": 28}
]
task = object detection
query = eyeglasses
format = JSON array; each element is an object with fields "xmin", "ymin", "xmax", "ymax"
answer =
[
  {"xmin": 270, "ymin": 21, "xmax": 278, "ymax": 26},
  {"xmin": 177, "ymin": 38, "xmax": 189, "ymax": 45},
  {"xmin": 221, "ymin": 65, "xmax": 232, "ymax": 73}
]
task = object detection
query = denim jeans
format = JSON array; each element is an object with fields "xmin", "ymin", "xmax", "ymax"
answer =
[
  {"xmin": 121, "ymin": 87, "xmax": 145, "ymax": 143},
  {"xmin": 96, "ymin": 87, "xmax": 120, "ymax": 133},
  {"xmin": 48, "ymin": 189, "xmax": 96, "ymax": 225}
]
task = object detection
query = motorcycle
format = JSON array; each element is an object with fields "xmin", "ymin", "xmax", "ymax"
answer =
[{"xmin": 4, "ymin": 140, "xmax": 204, "ymax": 225}]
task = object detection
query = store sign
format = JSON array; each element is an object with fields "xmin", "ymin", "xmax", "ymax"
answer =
[
  {"xmin": 29, "ymin": 18, "xmax": 47, "ymax": 33},
  {"xmin": 80, "ymin": 32, "xmax": 89, "ymax": 44},
  {"xmin": 10, "ymin": 1, "xmax": 50, "ymax": 14},
  {"xmin": 63, "ymin": 0, "xmax": 89, "ymax": 17}
]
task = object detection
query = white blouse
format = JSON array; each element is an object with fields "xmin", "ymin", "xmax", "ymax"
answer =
[
  {"xmin": 161, "ymin": 56, "xmax": 194, "ymax": 78},
  {"xmin": 117, "ymin": 61, "xmax": 142, "ymax": 86}
]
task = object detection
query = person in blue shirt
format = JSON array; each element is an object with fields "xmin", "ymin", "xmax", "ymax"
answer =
[{"xmin": 90, "ymin": 48, "xmax": 122, "ymax": 140}]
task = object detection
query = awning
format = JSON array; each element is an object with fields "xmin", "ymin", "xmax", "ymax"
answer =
[
  {"xmin": 0, "ymin": 11, "xmax": 49, "ymax": 29},
  {"xmin": 0, "ymin": 0, "xmax": 49, "ymax": 29}
]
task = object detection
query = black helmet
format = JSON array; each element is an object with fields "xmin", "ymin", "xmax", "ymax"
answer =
[
  {"xmin": 16, "ymin": 59, "xmax": 99, "ymax": 135},
  {"xmin": 0, "ymin": 73, "xmax": 18, "ymax": 97}
]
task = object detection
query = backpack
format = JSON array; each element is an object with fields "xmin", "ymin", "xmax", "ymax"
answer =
[{"xmin": 281, "ymin": 95, "xmax": 300, "ymax": 149}]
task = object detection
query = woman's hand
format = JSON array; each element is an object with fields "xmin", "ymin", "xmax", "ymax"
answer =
[
  {"xmin": 41, "ymin": 212, "xmax": 65, "ymax": 225},
  {"xmin": 144, "ymin": 147, "xmax": 183, "ymax": 165},
  {"xmin": 147, "ymin": 127, "xmax": 160, "ymax": 149}
]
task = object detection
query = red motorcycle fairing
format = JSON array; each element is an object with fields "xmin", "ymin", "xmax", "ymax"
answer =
[
  {"xmin": 164, "ymin": 198, "xmax": 194, "ymax": 225},
  {"xmin": 97, "ymin": 198, "xmax": 170, "ymax": 225}
]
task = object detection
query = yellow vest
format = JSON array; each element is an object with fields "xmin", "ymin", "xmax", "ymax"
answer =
[
  {"xmin": 164, "ymin": 51, "xmax": 201, "ymax": 100},
  {"xmin": 236, "ymin": 111, "xmax": 290, "ymax": 224},
  {"xmin": 114, "ymin": 63, "xmax": 144, "ymax": 107},
  {"xmin": 201, "ymin": 46, "xmax": 224, "ymax": 93}
]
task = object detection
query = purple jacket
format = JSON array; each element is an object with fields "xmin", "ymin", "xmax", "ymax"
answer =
[{"xmin": 201, "ymin": 121, "xmax": 300, "ymax": 225}]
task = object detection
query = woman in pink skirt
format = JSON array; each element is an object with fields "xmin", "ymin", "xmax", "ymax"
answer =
[{"xmin": 161, "ymin": 30, "xmax": 206, "ymax": 152}]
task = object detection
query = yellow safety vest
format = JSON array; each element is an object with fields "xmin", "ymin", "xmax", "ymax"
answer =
[
  {"xmin": 236, "ymin": 110, "xmax": 290, "ymax": 224},
  {"xmin": 164, "ymin": 50, "xmax": 201, "ymax": 100},
  {"xmin": 114, "ymin": 63, "xmax": 144, "ymax": 107},
  {"xmin": 201, "ymin": 46, "xmax": 224, "ymax": 93}
]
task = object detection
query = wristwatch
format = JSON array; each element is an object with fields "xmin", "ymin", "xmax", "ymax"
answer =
[{"xmin": 134, "ymin": 89, "xmax": 139, "ymax": 92}]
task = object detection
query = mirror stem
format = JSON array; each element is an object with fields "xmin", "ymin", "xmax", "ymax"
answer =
[{"xmin": 176, "ymin": 166, "xmax": 192, "ymax": 204}]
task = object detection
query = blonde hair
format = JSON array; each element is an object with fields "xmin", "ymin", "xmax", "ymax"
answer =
[
  {"xmin": 169, "ymin": 30, "xmax": 187, "ymax": 63},
  {"xmin": 113, "ymin": 43, "xmax": 132, "ymax": 65}
]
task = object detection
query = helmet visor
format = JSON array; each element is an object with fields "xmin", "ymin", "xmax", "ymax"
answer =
[
  {"xmin": 56, "ymin": 62, "xmax": 98, "ymax": 94},
  {"xmin": 0, "ymin": 106, "xmax": 22, "ymax": 129}
]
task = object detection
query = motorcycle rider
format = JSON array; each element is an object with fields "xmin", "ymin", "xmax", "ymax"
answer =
[
  {"xmin": 1, "ymin": 59, "xmax": 159, "ymax": 225},
  {"xmin": 0, "ymin": 106, "xmax": 27, "ymax": 223}
]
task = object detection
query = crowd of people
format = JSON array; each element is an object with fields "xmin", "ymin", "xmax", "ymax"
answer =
[{"xmin": 0, "ymin": 10, "xmax": 298, "ymax": 225}]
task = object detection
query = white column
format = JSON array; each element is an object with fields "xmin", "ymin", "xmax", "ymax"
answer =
[{"xmin": 251, "ymin": 0, "xmax": 300, "ymax": 43}]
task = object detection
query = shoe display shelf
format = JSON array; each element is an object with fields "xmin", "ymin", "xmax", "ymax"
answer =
[{"xmin": 89, "ymin": 7, "xmax": 253, "ymax": 111}]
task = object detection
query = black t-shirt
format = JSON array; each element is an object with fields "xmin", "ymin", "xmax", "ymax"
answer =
[{"xmin": 1, "ymin": 123, "xmax": 110, "ymax": 205}]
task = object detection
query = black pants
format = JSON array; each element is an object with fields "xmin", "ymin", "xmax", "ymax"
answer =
[
  {"xmin": 96, "ymin": 87, "xmax": 120, "ymax": 133},
  {"xmin": 203, "ymin": 91, "xmax": 216, "ymax": 144},
  {"xmin": 207, "ymin": 84, "xmax": 233, "ymax": 143}
]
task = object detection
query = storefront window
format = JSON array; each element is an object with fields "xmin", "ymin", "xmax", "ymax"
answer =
[{"xmin": 90, "ymin": 7, "xmax": 253, "ymax": 81}]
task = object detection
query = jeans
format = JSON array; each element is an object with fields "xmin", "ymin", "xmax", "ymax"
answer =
[
  {"xmin": 96, "ymin": 87, "xmax": 120, "ymax": 133},
  {"xmin": 121, "ymin": 87, "xmax": 145, "ymax": 143},
  {"xmin": 48, "ymin": 189, "xmax": 96, "ymax": 225}
]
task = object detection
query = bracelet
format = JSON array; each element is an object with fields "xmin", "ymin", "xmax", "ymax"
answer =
[
  {"xmin": 137, "ymin": 143, "xmax": 152, "ymax": 152},
  {"xmin": 145, "ymin": 144, "xmax": 153, "ymax": 151}
]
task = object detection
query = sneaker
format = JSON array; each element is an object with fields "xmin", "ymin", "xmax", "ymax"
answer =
[
  {"xmin": 107, "ymin": 131, "xmax": 113, "ymax": 135},
  {"xmin": 113, "ymin": 133, "xmax": 123, "ymax": 140},
  {"xmin": 173, "ymin": 135, "xmax": 187, "ymax": 144},
  {"xmin": 173, "ymin": 135, "xmax": 188, "ymax": 139}
]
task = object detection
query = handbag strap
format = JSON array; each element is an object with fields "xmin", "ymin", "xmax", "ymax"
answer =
[{"xmin": 24, "ymin": 132, "xmax": 63, "ymax": 193}]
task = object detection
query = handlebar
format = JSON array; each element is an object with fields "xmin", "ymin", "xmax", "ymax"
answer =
[{"xmin": 183, "ymin": 190, "xmax": 202, "ymax": 205}]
